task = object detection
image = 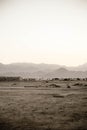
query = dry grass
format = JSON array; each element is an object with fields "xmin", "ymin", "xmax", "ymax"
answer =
[{"xmin": 0, "ymin": 80, "xmax": 87, "ymax": 130}]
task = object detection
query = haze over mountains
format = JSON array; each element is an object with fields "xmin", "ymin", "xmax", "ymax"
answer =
[{"xmin": 0, "ymin": 62, "xmax": 87, "ymax": 79}]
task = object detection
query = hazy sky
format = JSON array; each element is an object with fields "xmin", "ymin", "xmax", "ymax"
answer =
[{"xmin": 0, "ymin": 0, "xmax": 87, "ymax": 66}]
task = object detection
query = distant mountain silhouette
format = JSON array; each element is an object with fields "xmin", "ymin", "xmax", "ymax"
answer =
[
  {"xmin": 0, "ymin": 62, "xmax": 87, "ymax": 78},
  {"xmin": 45, "ymin": 68, "xmax": 87, "ymax": 79}
]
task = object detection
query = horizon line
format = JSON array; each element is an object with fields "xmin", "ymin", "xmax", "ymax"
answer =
[{"xmin": 0, "ymin": 61, "xmax": 87, "ymax": 67}]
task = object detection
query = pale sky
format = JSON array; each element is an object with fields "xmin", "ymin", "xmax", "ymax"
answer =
[{"xmin": 0, "ymin": 0, "xmax": 87, "ymax": 66}]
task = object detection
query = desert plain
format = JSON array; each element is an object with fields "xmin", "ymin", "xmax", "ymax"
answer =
[{"xmin": 0, "ymin": 79, "xmax": 87, "ymax": 130}]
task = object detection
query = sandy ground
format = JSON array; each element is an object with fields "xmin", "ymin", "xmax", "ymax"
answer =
[{"xmin": 0, "ymin": 80, "xmax": 87, "ymax": 130}]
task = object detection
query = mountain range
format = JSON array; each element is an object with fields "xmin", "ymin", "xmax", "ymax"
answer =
[{"xmin": 0, "ymin": 62, "xmax": 87, "ymax": 79}]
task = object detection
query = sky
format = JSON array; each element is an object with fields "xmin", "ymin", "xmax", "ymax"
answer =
[{"xmin": 0, "ymin": 0, "xmax": 87, "ymax": 66}]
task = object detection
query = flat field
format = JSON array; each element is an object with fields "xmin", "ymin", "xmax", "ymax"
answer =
[{"xmin": 0, "ymin": 80, "xmax": 87, "ymax": 130}]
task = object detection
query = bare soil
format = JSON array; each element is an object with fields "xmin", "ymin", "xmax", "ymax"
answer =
[{"xmin": 0, "ymin": 80, "xmax": 87, "ymax": 130}]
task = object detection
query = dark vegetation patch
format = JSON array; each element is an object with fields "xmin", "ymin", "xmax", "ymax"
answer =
[
  {"xmin": 48, "ymin": 84, "xmax": 61, "ymax": 88},
  {"xmin": 73, "ymin": 83, "xmax": 87, "ymax": 87},
  {"xmin": 38, "ymin": 93, "xmax": 64, "ymax": 98},
  {"xmin": 73, "ymin": 83, "xmax": 83, "ymax": 86},
  {"xmin": 11, "ymin": 83, "xmax": 17, "ymax": 86},
  {"xmin": 83, "ymin": 97, "xmax": 87, "ymax": 99},
  {"xmin": 52, "ymin": 94, "xmax": 64, "ymax": 98},
  {"xmin": 66, "ymin": 93, "xmax": 75, "ymax": 97},
  {"xmin": 24, "ymin": 85, "xmax": 38, "ymax": 88},
  {"xmin": 67, "ymin": 85, "xmax": 71, "ymax": 88},
  {"xmin": 45, "ymin": 81, "xmax": 49, "ymax": 83},
  {"xmin": 84, "ymin": 84, "xmax": 87, "ymax": 86}
]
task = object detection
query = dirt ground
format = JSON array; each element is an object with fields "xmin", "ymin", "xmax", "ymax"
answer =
[{"xmin": 0, "ymin": 80, "xmax": 87, "ymax": 130}]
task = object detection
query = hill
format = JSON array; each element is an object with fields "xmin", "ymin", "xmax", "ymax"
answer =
[{"xmin": 0, "ymin": 63, "xmax": 87, "ymax": 78}]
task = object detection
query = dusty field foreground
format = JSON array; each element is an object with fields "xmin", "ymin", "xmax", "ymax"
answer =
[{"xmin": 0, "ymin": 80, "xmax": 87, "ymax": 130}]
